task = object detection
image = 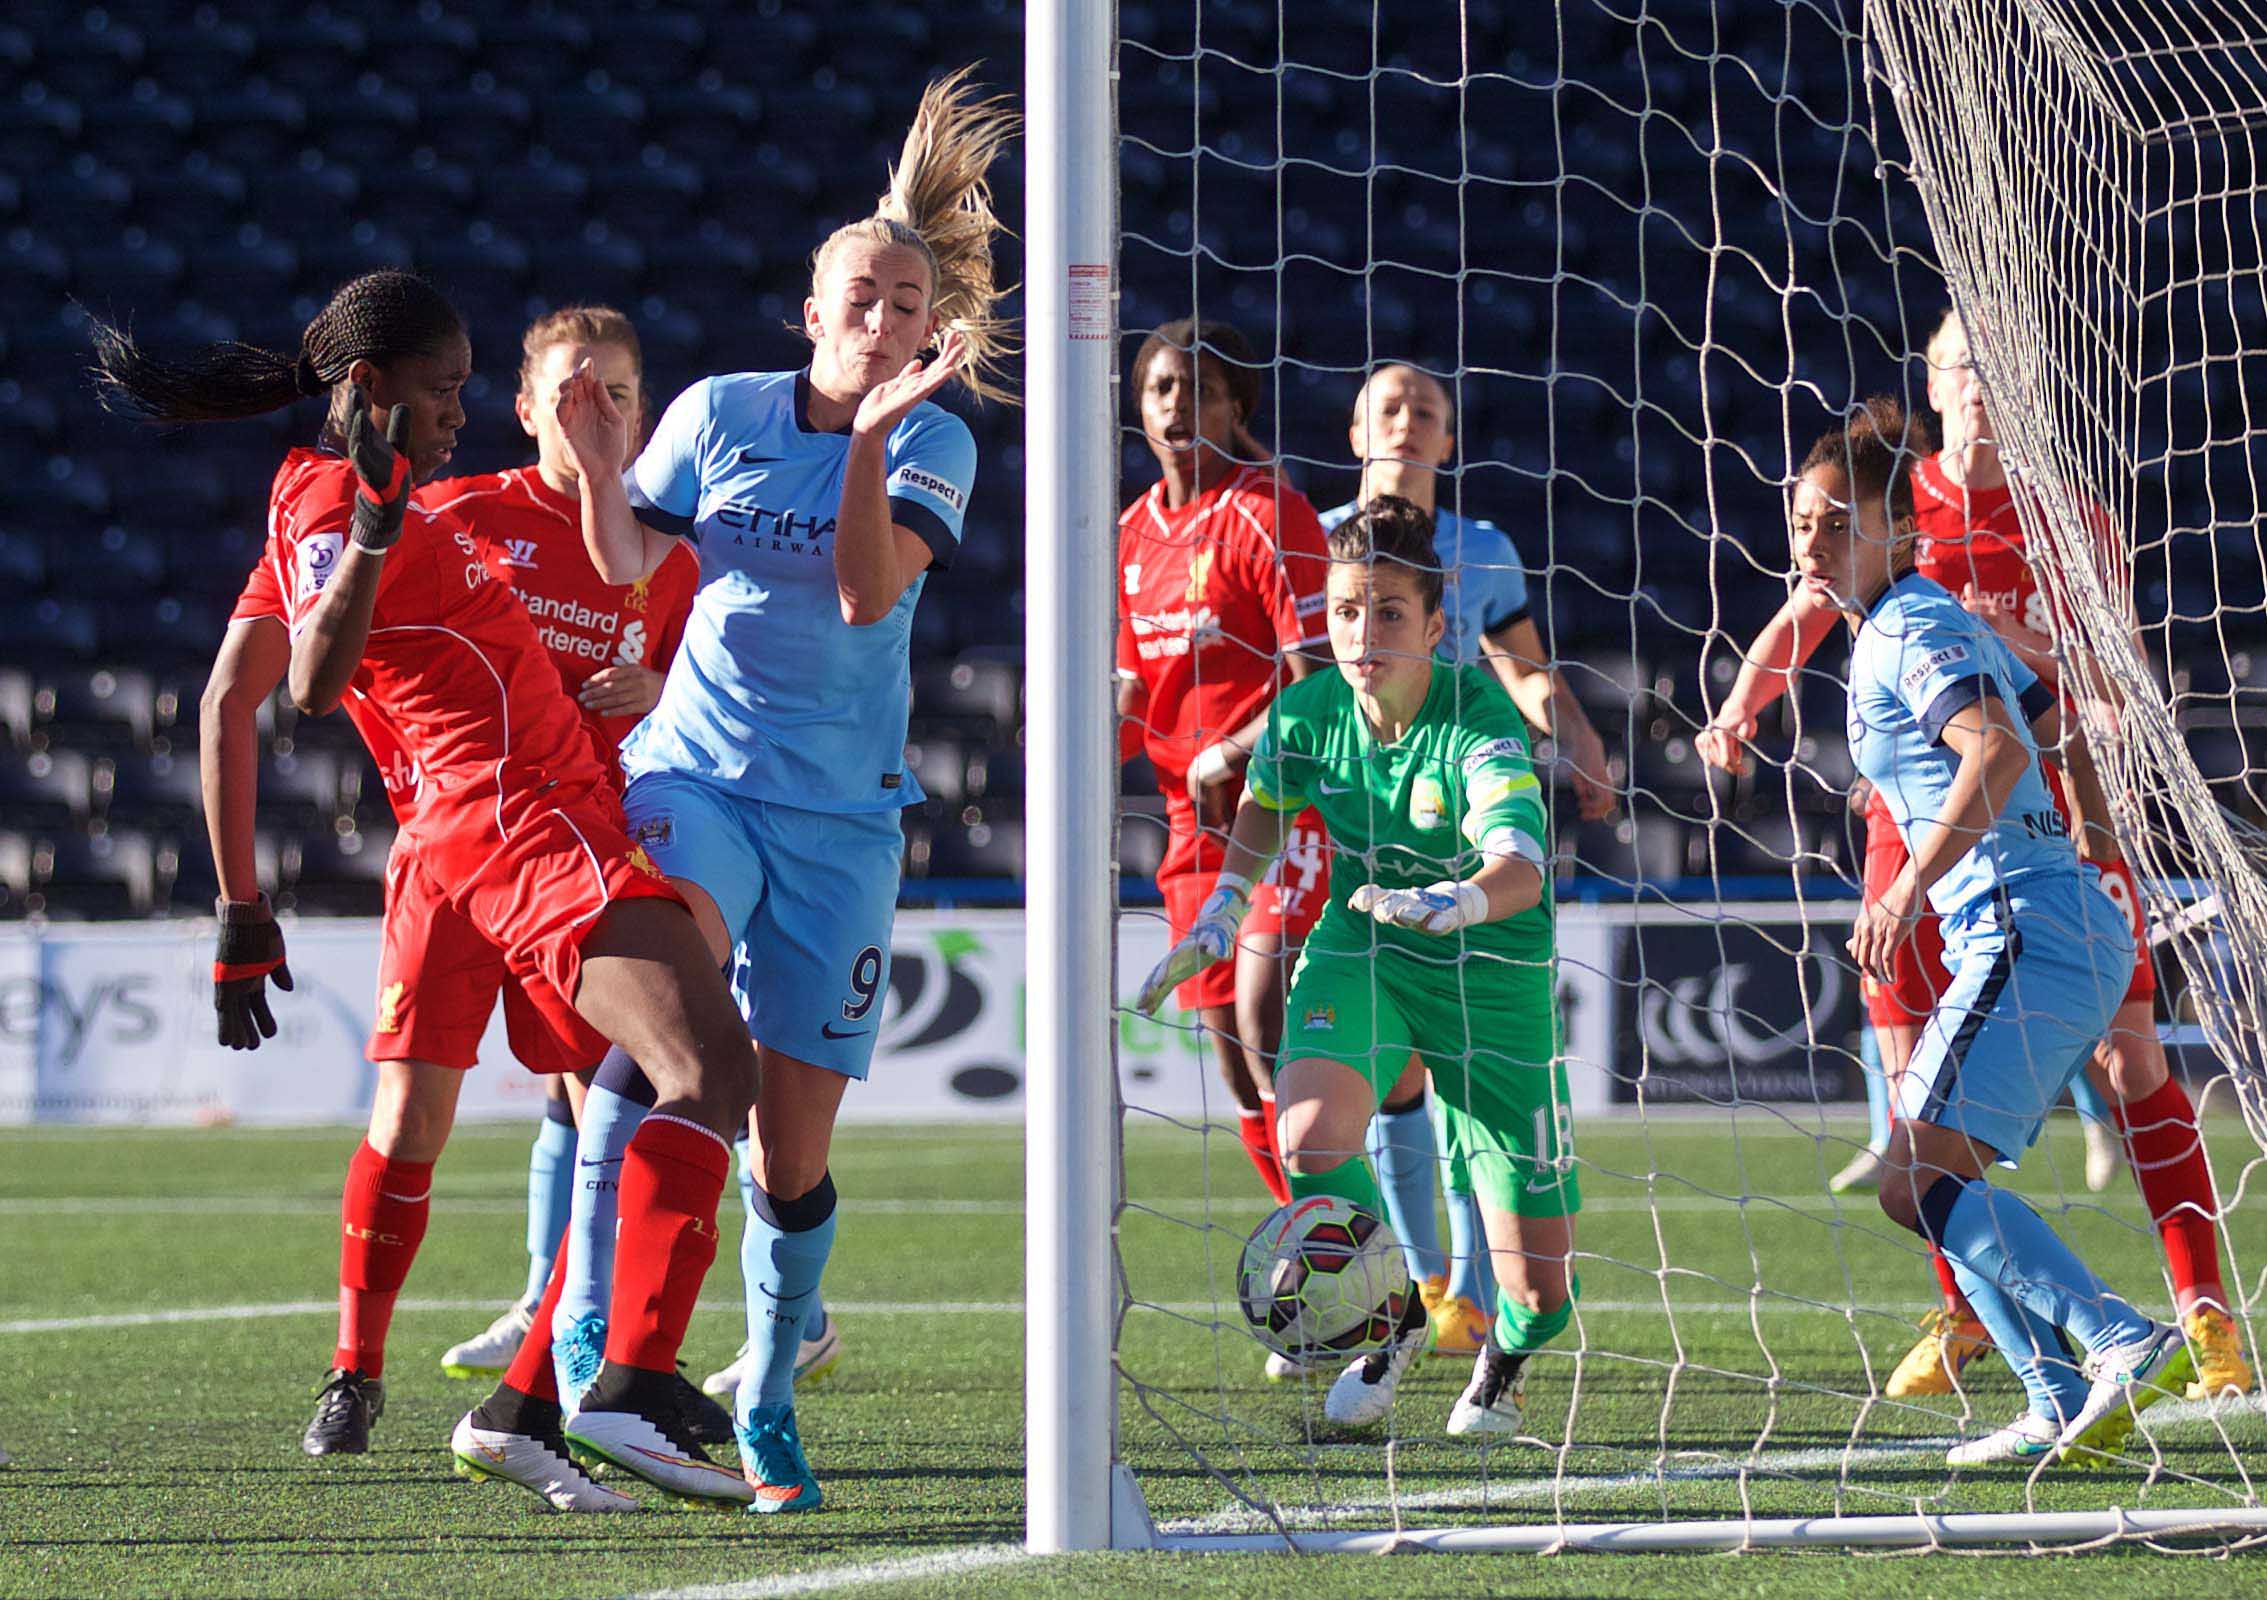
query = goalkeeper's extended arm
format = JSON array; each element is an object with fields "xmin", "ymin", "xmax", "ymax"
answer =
[
  {"xmin": 1133, "ymin": 800, "xmax": 1294, "ymax": 1014},
  {"xmin": 1348, "ymin": 832, "xmax": 1544, "ymax": 935}
]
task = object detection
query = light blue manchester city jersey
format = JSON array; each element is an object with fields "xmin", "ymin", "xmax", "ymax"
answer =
[
  {"xmin": 1846, "ymin": 574, "xmax": 2075, "ymax": 919},
  {"xmin": 620, "ymin": 369, "xmax": 976, "ymax": 811},
  {"xmin": 1320, "ymin": 500, "xmax": 1530, "ymax": 664}
]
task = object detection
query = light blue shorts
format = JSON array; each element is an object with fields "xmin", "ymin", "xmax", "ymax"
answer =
[
  {"xmin": 621, "ymin": 769, "xmax": 903, "ymax": 1079},
  {"xmin": 1897, "ymin": 872, "xmax": 2133, "ymax": 1166}
]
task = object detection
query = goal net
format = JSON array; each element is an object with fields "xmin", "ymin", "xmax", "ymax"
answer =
[{"xmin": 1026, "ymin": 0, "xmax": 2267, "ymax": 1556}]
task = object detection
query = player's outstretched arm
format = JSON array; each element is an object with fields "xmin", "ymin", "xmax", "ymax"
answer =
[
  {"xmin": 558, "ymin": 360, "xmax": 673, "ymax": 584},
  {"xmin": 1349, "ymin": 847, "xmax": 1544, "ymax": 935},
  {"xmin": 1696, "ymin": 586, "xmax": 1840, "ymax": 775},
  {"xmin": 1133, "ymin": 799, "xmax": 1293, "ymax": 1014}
]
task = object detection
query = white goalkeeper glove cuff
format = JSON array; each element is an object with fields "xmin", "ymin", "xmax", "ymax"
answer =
[
  {"xmin": 1349, "ymin": 878, "xmax": 1490, "ymax": 936},
  {"xmin": 1133, "ymin": 870, "xmax": 1254, "ymax": 1014}
]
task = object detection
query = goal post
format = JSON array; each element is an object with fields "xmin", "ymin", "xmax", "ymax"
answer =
[
  {"xmin": 1022, "ymin": 0, "xmax": 1124, "ymax": 1557},
  {"xmin": 1027, "ymin": 0, "xmax": 2267, "ymax": 1559}
]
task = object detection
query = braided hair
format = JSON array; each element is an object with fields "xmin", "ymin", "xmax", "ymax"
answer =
[{"xmin": 89, "ymin": 271, "xmax": 464, "ymax": 424}]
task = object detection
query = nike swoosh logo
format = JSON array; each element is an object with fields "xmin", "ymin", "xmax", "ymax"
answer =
[
  {"xmin": 821, "ymin": 1023, "xmax": 869, "ymax": 1040},
  {"xmin": 578, "ymin": 1157, "xmax": 617, "ymax": 1167},
  {"xmin": 740, "ymin": 450, "xmax": 783, "ymax": 464},
  {"xmin": 1317, "ymin": 780, "xmax": 1352, "ymax": 794}
]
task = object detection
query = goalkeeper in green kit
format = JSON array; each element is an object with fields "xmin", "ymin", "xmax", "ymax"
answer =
[{"xmin": 1136, "ymin": 494, "xmax": 1577, "ymax": 1438}]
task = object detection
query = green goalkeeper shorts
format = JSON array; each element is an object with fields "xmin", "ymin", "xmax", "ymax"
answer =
[{"xmin": 1281, "ymin": 926, "xmax": 1579, "ymax": 1220}]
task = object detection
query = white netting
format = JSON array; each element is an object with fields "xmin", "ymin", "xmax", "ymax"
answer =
[{"xmin": 1101, "ymin": 0, "xmax": 2267, "ymax": 1554}]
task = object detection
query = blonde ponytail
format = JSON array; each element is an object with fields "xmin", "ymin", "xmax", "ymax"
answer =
[{"xmin": 811, "ymin": 66, "xmax": 1020, "ymax": 405}]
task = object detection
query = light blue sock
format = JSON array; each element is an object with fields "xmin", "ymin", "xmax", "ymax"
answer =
[
  {"xmin": 1444, "ymin": 1183, "xmax": 1496, "ymax": 1309},
  {"xmin": 737, "ymin": 1174, "xmax": 839, "ymax": 1422},
  {"xmin": 1939, "ymin": 1248, "xmax": 2089, "ymax": 1423},
  {"xmin": 1366, "ymin": 1097, "xmax": 1446, "ymax": 1283},
  {"xmin": 556, "ymin": 1072, "xmax": 651, "ymax": 1335},
  {"xmin": 1860, "ymin": 1023, "xmax": 1891, "ymax": 1153},
  {"xmin": 1921, "ymin": 1175, "xmax": 2152, "ymax": 1356},
  {"xmin": 520, "ymin": 1105, "xmax": 578, "ymax": 1306},
  {"xmin": 736, "ymin": 1138, "xmax": 827, "ymax": 1345},
  {"xmin": 2069, "ymin": 1070, "xmax": 2114, "ymax": 1129}
]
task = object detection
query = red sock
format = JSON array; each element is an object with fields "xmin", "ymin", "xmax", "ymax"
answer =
[
  {"xmin": 2115, "ymin": 1076, "xmax": 2227, "ymax": 1309},
  {"xmin": 1239, "ymin": 1103, "xmax": 1290, "ymax": 1206},
  {"xmin": 335, "ymin": 1140, "xmax": 434, "ymax": 1378},
  {"xmin": 603, "ymin": 1113, "xmax": 729, "ymax": 1372},
  {"xmin": 502, "ymin": 1231, "xmax": 570, "ymax": 1402}
]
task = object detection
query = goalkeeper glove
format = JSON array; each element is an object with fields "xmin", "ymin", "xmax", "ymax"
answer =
[
  {"xmin": 1134, "ymin": 871, "xmax": 1252, "ymax": 1014},
  {"xmin": 1349, "ymin": 879, "xmax": 1490, "ymax": 936},
  {"xmin": 214, "ymin": 895, "xmax": 293, "ymax": 1050},
  {"xmin": 345, "ymin": 384, "xmax": 414, "ymax": 551}
]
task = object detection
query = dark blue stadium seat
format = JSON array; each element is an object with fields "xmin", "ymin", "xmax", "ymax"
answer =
[
  {"xmin": 285, "ymin": 825, "xmax": 391, "ymax": 918},
  {"xmin": 914, "ymin": 655, "xmax": 1020, "ymax": 738},
  {"xmin": 49, "ymin": 524, "xmax": 166, "ymax": 598},
  {"xmin": 927, "ymin": 807, "xmax": 1023, "ymax": 879},
  {"xmin": 255, "ymin": 748, "xmax": 347, "ymax": 833},
  {"xmin": 0, "ymin": 90, "xmax": 82, "ymax": 169},
  {"xmin": 420, "ymin": 85, "xmax": 533, "ymax": 168},
  {"xmin": 0, "ymin": 830, "xmax": 32, "ymax": 919},
  {"xmin": 901, "ymin": 738, "xmax": 969, "ymax": 806},
  {"xmin": 259, "ymin": 16, "xmax": 366, "ymax": 98},
  {"xmin": 0, "ymin": 597, "xmax": 99, "ymax": 661},
  {"xmin": 0, "ymin": 747, "xmax": 96, "ymax": 830},
  {"xmin": 34, "ymin": 828, "xmax": 158, "ymax": 918},
  {"xmin": 36, "ymin": 18, "xmax": 148, "ymax": 103},
  {"xmin": 97, "ymin": 596, "xmax": 227, "ymax": 668},
  {"xmin": 478, "ymin": 14, "xmax": 593, "ymax": 89},
  {"xmin": 35, "ymin": 666, "xmax": 158, "ymax": 752},
  {"xmin": 140, "ymin": 17, "xmax": 258, "ymax": 97},
  {"xmin": 588, "ymin": 11, "xmax": 707, "ymax": 86},
  {"xmin": 106, "ymin": 748, "xmax": 201, "ymax": 830}
]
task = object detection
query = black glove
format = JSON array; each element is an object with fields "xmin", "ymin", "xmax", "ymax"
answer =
[
  {"xmin": 345, "ymin": 384, "xmax": 414, "ymax": 551},
  {"xmin": 214, "ymin": 895, "xmax": 293, "ymax": 1051}
]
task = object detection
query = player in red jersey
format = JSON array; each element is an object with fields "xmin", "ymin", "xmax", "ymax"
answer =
[
  {"xmin": 421, "ymin": 308, "xmax": 702, "ymax": 1382},
  {"xmin": 198, "ymin": 304, "xmax": 716, "ymax": 1446},
  {"xmin": 96, "ymin": 272, "xmax": 759, "ymax": 1511},
  {"xmin": 1117, "ymin": 318, "xmax": 1331, "ymax": 1207},
  {"xmin": 1697, "ymin": 307, "xmax": 2249, "ymax": 1402}
]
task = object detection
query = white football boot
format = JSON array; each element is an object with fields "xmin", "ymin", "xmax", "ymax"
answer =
[
  {"xmin": 1446, "ymin": 1345, "xmax": 1529, "ymax": 1438},
  {"xmin": 451, "ymin": 1409, "xmax": 639, "ymax": 1513},
  {"xmin": 2054, "ymin": 1322, "xmax": 2197, "ymax": 1467},
  {"xmin": 440, "ymin": 1299, "xmax": 536, "ymax": 1379},
  {"xmin": 1827, "ymin": 1144, "xmax": 1888, "ymax": 1194},
  {"xmin": 1264, "ymin": 1349, "xmax": 1328, "ymax": 1382},
  {"xmin": 700, "ymin": 1314, "xmax": 845, "ymax": 1400},
  {"xmin": 1945, "ymin": 1410, "xmax": 2058, "ymax": 1467},
  {"xmin": 1323, "ymin": 1296, "xmax": 1431, "ymax": 1429},
  {"xmin": 564, "ymin": 1367, "xmax": 755, "ymax": 1509}
]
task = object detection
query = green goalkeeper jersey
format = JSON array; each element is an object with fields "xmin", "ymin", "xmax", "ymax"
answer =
[{"xmin": 1246, "ymin": 660, "xmax": 1554, "ymax": 984}]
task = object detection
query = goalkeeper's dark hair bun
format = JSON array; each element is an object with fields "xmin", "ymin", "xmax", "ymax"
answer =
[
  {"xmin": 89, "ymin": 270, "xmax": 463, "ymax": 426},
  {"xmin": 1326, "ymin": 493, "xmax": 1446, "ymax": 614}
]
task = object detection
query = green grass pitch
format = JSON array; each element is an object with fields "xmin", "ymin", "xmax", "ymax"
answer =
[{"xmin": 1, "ymin": 1112, "xmax": 2261, "ymax": 1598}]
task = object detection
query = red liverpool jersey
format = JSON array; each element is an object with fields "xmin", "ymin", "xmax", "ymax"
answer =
[
  {"xmin": 261, "ymin": 447, "xmax": 612, "ymax": 841},
  {"xmin": 1116, "ymin": 466, "xmax": 1329, "ymax": 789},
  {"xmin": 415, "ymin": 467, "xmax": 699, "ymax": 774},
  {"xmin": 1912, "ymin": 454, "xmax": 2044, "ymax": 635},
  {"xmin": 231, "ymin": 529, "xmax": 424, "ymax": 819}
]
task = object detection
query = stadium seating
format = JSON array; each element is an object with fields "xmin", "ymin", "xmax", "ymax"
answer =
[{"xmin": 0, "ymin": 0, "xmax": 2250, "ymax": 916}]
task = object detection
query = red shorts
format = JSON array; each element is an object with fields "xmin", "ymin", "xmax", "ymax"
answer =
[
  {"xmin": 371, "ymin": 797, "xmax": 683, "ymax": 1070},
  {"xmin": 1158, "ymin": 814, "xmax": 1329, "ymax": 1010},
  {"xmin": 1859, "ymin": 795, "xmax": 2153, "ymax": 1029}
]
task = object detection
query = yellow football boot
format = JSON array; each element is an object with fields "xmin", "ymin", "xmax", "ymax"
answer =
[
  {"xmin": 1885, "ymin": 1306, "xmax": 1994, "ymax": 1398},
  {"xmin": 2182, "ymin": 1305, "xmax": 2254, "ymax": 1401}
]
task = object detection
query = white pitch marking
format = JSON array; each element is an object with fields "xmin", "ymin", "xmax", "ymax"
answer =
[
  {"xmin": 1159, "ymin": 1395, "xmax": 2267, "ymax": 1536},
  {"xmin": 0, "ymin": 1297, "xmax": 1955, "ymax": 1336},
  {"xmin": 631, "ymin": 1543, "xmax": 1034, "ymax": 1599}
]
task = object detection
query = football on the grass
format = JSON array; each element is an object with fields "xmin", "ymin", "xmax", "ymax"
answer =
[{"xmin": 1237, "ymin": 1196, "xmax": 1410, "ymax": 1359}]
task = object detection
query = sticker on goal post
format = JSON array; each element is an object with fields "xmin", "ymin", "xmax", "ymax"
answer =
[{"xmin": 1068, "ymin": 263, "xmax": 1110, "ymax": 340}]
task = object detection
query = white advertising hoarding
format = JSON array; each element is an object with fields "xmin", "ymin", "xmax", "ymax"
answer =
[{"xmin": 0, "ymin": 905, "xmax": 1824, "ymax": 1128}]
